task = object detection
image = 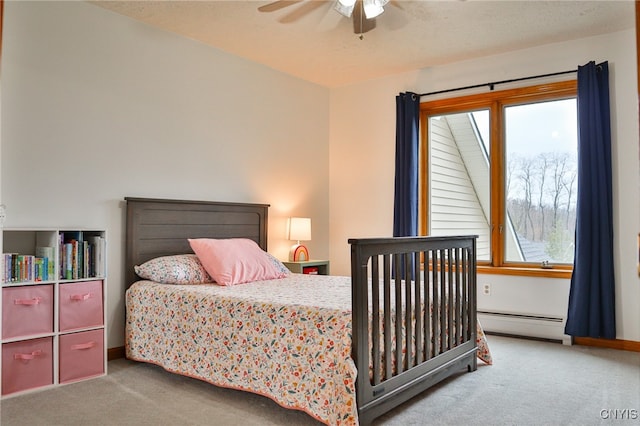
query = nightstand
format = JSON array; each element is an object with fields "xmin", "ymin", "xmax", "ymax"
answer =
[{"xmin": 283, "ymin": 260, "xmax": 330, "ymax": 275}]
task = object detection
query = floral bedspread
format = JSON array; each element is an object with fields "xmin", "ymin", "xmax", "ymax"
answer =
[{"xmin": 126, "ymin": 274, "xmax": 492, "ymax": 425}]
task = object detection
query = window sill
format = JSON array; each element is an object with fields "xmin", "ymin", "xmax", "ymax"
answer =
[{"xmin": 478, "ymin": 265, "xmax": 572, "ymax": 279}]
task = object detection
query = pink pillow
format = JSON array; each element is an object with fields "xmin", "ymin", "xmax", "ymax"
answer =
[{"xmin": 188, "ymin": 238, "xmax": 287, "ymax": 286}]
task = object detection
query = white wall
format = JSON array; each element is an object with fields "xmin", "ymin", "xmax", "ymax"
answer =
[
  {"xmin": 329, "ymin": 30, "xmax": 640, "ymax": 341},
  {"xmin": 3, "ymin": 2, "xmax": 638, "ymax": 347},
  {"xmin": 1, "ymin": 1, "xmax": 331, "ymax": 348}
]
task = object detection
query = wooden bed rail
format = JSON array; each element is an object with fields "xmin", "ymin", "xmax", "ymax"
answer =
[{"xmin": 349, "ymin": 236, "xmax": 478, "ymax": 425}]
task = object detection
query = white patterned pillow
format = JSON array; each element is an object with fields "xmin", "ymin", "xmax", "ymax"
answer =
[
  {"xmin": 265, "ymin": 252, "xmax": 291, "ymax": 277},
  {"xmin": 134, "ymin": 254, "xmax": 213, "ymax": 284}
]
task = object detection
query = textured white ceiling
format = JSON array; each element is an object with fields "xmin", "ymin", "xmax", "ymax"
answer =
[{"xmin": 90, "ymin": 0, "xmax": 635, "ymax": 88}]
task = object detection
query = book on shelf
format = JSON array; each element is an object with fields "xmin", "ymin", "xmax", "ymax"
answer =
[
  {"xmin": 59, "ymin": 233, "xmax": 105, "ymax": 280},
  {"xmin": 2, "ymin": 253, "xmax": 18, "ymax": 283},
  {"xmin": 62, "ymin": 242, "xmax": 74, "ymax": 280},
  {"xmin": 87, "ymin": 235, "xmax": 106, "ymax": 277},
  {"xmin": 60, "ymin": 231, "xmax": 79, "ymax": 280},
  {"xmin": 2, "ymin": 252, "xmax": 52, "ymax": 283},
  {"xmin": 36, "ymin": 246, "xmax": 55, "ymax": 281}
]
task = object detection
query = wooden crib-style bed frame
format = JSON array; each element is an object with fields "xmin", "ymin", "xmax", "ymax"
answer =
[{"xmin": 125, "ymin": 197, "xmax": 478, "ymax": 425}]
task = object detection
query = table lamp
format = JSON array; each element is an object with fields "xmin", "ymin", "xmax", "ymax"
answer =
[{"xmin": 288, "ymin": 217, "xmax": 311, "ymax": 261}]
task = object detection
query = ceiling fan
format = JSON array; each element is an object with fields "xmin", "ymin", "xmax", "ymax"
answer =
[{"xmin": 258, "ymin": 0, "xmax": 392, "ymax": 38}]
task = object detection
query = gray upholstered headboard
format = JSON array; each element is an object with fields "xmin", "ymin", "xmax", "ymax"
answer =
[{"xmin": 124, "ymin": 197, "xmax": 269, "ymax": 289}]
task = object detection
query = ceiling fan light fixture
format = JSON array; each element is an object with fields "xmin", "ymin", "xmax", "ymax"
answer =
[
  {"xmin": 363, "ymin": 0, "xmax": 388, "ymax": 19},
  {"xmin": 335, "ymin": 0, "xmax": 356, "ymax": 18}
]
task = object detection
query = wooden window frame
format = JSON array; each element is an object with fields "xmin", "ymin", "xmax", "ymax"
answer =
[{"xmin": 419, "ymin": 80, "xmax": 577, "ymax": 278}]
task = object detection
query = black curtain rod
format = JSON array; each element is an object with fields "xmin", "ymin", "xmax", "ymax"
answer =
[{"xmin": 417, "ymin": 69, "xmax": 577, "ymax": 98}]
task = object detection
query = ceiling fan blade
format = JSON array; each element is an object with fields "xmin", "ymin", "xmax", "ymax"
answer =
[
  {"xmin": 258, "ymin": 1, "xmax": 304, "ymax": 13},
  {"xmin": 352, "ymin": 2, "xmax": 377, "ymax": 35},
  {"xmin": 279, "ymin": 1, "xmax": 329, "ymax": 24}
]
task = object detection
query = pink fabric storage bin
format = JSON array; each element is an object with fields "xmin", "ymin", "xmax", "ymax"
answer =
[
  {"xmin": 59, "ymin": 329, "xmax": 104, "ymax": 384},
  {"xmin": 2, "ymin": 337, "xmax": 53, "ymax": 395},
  {"xmin": 59, "ymin": 280, "xmax": 103, "ymax": 332},
  {"xmin": 2, "ymin": 285, "xmax": 54, "ymax": 339}
]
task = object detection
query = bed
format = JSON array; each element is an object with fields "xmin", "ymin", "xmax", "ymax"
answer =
[{"xmin": 124, "ymin": 197, "xmax": 491, "ymax": 425}]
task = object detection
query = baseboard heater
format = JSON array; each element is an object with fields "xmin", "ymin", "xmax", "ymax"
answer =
[{"xmin": 478, "ymin": 310, "xmax": 572, "ymax": 345}]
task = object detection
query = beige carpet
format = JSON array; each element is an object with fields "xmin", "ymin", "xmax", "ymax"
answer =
[{"xmin": 1, "ymin": 335, "xmax": 639, "ymax": 425}]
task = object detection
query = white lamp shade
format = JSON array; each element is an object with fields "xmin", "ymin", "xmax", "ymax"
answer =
[{"xmin": 288, "ymin": 217, "xmax": 311, "ymax": 241}]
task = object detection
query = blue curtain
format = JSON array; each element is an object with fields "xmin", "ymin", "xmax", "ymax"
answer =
[
  {"xmin": 393, "ymin": 92, "xmax": 420, "ymax": 238},
  {"xmin": 564, "ymin": 61, "xmax": 616, "ymax": 339},
  {"xmin": 392, "ymin": 92, "xmax": 419, "ymax": 280}
]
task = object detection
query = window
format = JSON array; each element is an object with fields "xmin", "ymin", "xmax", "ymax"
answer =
[{"xmin": 420, "ymin": 81, "xmax": 577, "ymax": 277}]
